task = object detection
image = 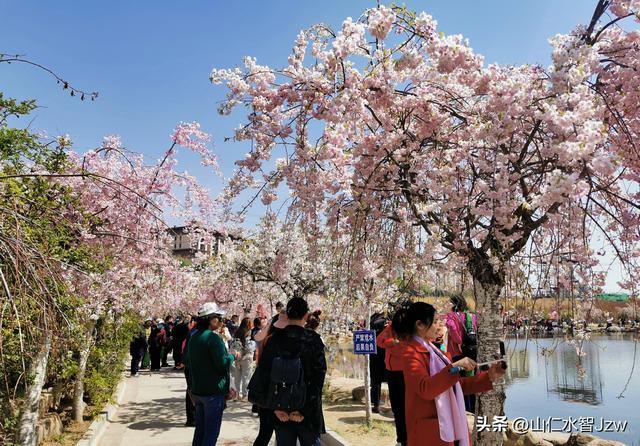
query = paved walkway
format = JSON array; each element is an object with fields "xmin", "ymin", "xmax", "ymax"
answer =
[{"xmin": 99, "ymin": 365, "xmax": 273, "ymax": 446}]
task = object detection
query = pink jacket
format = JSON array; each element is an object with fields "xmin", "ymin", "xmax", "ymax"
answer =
[{"xmin": 445, "ymin": 312, "xmax": 477, "ymax": 358}]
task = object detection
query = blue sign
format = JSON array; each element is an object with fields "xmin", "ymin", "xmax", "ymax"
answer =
[{"xmin": 353, "ymin": 330, "xmax": 377, "ymax": 355}]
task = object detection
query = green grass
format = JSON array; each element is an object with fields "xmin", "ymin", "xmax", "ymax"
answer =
[{"xmin": 356, "ymin": 418, "xmax": 395, "ymax": 436}]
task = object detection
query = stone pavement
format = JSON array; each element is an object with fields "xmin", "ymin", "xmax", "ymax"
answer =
[{"xmin": 98, "ymin": 365, "xmax": 273, "ymax": 446}]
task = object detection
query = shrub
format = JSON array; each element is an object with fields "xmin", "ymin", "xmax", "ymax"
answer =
[{"xmin": 83, "ymin": 312, "xmax": 138, "ymax": 416}]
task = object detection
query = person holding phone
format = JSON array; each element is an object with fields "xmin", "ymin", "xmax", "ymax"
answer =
[{"xmin": 394, "ymin": 302, "xmax": 506, "ymax": 446}]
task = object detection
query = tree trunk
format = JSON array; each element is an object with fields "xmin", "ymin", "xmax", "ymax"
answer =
[
  {"xmin": 16, "ymin": 332, "xmax": 52, "ymax": 446},
  {"xmin": 72, "ymin": 319, "xmax": 96, "ymax": 423},
  {"xmin": 472, "ymin": 273, "xmax": 506, "ymax": 446}
]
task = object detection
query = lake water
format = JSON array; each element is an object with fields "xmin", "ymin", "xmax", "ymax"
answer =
[
  {"xmin": 327, "ymin": 333, "xmax": 640, "ymax": 445},
  {"xmin": 504, "ymin": 333, "xmax": 639, "ymax": 445}
]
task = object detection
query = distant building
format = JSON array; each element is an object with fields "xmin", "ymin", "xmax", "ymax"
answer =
[
  {"xmin": 533, "ymin": 286, "xmax": 573, "ymax": 299},
  {"xmin": 167, "ymin": 225, "xmax": 241, "ymax": 259}
]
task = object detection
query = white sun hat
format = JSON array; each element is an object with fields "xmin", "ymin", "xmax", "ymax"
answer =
[{"xmin": 197, "ymin": 302, "xmax": 226, "ymax": 318}]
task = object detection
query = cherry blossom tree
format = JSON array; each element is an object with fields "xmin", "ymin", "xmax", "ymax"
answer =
[
  {"xmin": 1, "ymin": 58, "xmax": 224, "ymax": 441},
  {"xmin": 0, "ymin": 114, "xmax": 77, "ymax": 445},
  {"xmin": 45, "ymin": 126, "xmax": 223, "ymax": 424},
  {"xmin": 230, "ymin": 214, "xmax": 331, "ymax": 303},
  {"xmin": 211, "ymin": 2, "xmax": 640, "ymax": 443}
]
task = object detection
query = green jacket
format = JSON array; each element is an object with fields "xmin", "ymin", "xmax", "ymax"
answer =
[{"xmin": 186, "ymin": 329, "xmax": 234, "ymax": 396}]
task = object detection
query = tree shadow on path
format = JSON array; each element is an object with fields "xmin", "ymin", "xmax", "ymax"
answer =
[{"xmin": 116, "ymin": 396, "xmax": 186, "ymax": 433}]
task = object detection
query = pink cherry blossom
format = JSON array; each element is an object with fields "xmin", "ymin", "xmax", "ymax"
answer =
[{"xmin": 211, "ymin": 4, "xmax": 640, "ymax": 442}]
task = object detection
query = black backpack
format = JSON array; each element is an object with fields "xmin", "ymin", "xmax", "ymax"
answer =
[
  {"xmin": 265, "ymin": 351, "xmax": 307, "ymax": 411},
  {"xmin": 457, "ymin": 312, "xmax": 478, "ymax": 360}
]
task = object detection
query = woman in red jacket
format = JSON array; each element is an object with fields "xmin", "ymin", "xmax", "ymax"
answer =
[
  {"xmin": 393, "ymin": 302, "xmax": 506, "ymax": 446},
  {"xmin": 376, "ymin": 318, "xmax": 408, "ymax": 446}
]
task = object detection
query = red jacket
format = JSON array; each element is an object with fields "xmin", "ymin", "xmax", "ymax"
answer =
[
  {"xmin": 376, "ymin": 323, "xmax": 405, "ymax": 371},
  {"xmin": 402, "ymin": 338, "xmax": 493, "ymax": 446}
]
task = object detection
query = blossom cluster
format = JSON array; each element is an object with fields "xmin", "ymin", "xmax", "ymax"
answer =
[
  {"xmin": 52, "ymin": 122, "xmax": 231, "ymax": 316},
  {"xmin": 209, "ymin": 3, "xmax": 640, "ymax": 309}
]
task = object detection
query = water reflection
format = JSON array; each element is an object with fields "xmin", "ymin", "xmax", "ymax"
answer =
[
  {"xmin": 503, "ymin": 333, "xmax": 639, "ymax": 444},
  {"xmin": 505, "ymin": 348, "xmax": 529, "ymax": 381},
  {"xmin": 504, "ymin": 334, "xmax": 605, "ymax": 405},
  {"xmin": 326, "ymin": 339, "xmax": 365, "ymax": 380},
  {"xmin": 547, "ymin": 340, "xmax": 603, "ymax": 405}
]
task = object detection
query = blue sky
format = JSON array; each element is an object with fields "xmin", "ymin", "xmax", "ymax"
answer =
[{"xmin": 1, "ymin": 0, "xmax": 627, "ymax": 292}]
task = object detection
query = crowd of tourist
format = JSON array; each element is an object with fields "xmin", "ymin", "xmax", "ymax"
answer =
[
  {"xmin": 129, "ymin": 315, "xmax": 190, "ymax": 375},
  {"xmin": 503, "ymin": 315, "xmax": 640, "ymax": 333},
  {"xmin": 129, "ymin": 300, "xmax": 326, "ymax": 446},
  {"xmin": 130, "ymin": 294, "xmax": 507, "ymax": 446}
]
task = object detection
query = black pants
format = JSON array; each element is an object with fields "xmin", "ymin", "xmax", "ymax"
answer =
[
  {"xmin": 253, "ymin": 407, "xmax": 275, "ymax": 446},
  {"xmin": 185, "ymin": 368, "xmax": 195, "ymax": 424},
  {"xmin": 186, "ymin": 390, "xmax": 195, "ymax": 424},
  {"xmin": 149, "ymin": 346, "xmax": 161, "ymax": 370},
  {"xmin": 274, "ymin": 422, "xmax": 320, "ymax": 446},
  {"xmin": 161, "ymin": 345, "xmax": 169, "ymax": 366},
  {"xmin": 173, "ymin": 343, "xmax": 183, "ymax": 365},
  {"xmin": 387, "ymin": 370, "xmax": 407, "ymax": 446},
  {"xmin": 370, "ymin": 378, "xmax": 382, "ymax": 408},
  {"xmin": 130, "ymin": 349, "xmax": 143, "ymax": 375},
  {"xmin": 463, "ymin": 386, "xmax": 476, "ymax": 412}
]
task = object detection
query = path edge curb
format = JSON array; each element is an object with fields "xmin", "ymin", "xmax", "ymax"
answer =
[
  {"xmin": 321, "ymin": 428, "xmax": 350, "ymax": 446},
  {"xmin": 75, "ymin": 372, "xmax": 128, "ymax": 446}
]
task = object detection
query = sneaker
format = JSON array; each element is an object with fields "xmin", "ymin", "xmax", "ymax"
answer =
[
  {"xmin": 372, "ymin": 406, "xmax": 379, "ymax": 414},
  {"xmin": 130, "ymin": 373, "xmax": 138, "ymax": 377},
  {"xmin": 251, "ymin": 412, "xmax": 259, "ymax": 418}
]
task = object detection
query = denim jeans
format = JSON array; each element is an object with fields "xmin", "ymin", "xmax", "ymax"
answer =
[
  {"xmin": 275, "ymin": 422, "xmax": 320, "ymax": 446},
  {"xmin": 191, "ymin": 393, "xmax": 225, "ymax": 446}
]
